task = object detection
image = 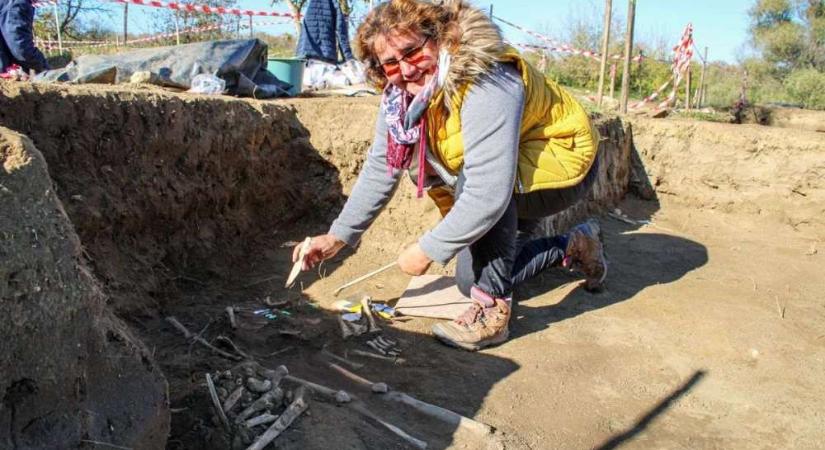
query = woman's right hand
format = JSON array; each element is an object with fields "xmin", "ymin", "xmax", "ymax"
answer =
[{"xmin": 293, "ymin": 234, "xmax": 346, "ymax": 271}]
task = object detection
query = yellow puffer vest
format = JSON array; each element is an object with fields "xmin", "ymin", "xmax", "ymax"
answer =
[{"xmin": 425, "ymin": 50, "xmax": 598, "ymax": 215}]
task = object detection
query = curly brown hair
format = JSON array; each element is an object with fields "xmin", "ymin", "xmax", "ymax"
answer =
[{"xmin": 354, "ymin": 0, "xmax": 461, "ymax": 89}]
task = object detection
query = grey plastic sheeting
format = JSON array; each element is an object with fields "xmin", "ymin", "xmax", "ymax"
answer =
[{"xmin": 35, "ymin": 39, "xmax": 292, "ymax": 98}]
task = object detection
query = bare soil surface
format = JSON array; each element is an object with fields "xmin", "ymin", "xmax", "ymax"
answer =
[
  {"xmin": 740, "ymin": 105, "xmax": 825, "ymax": 133},
  {"xmin": 2, "ymin": 83, "xmax": 823, "ymax": 449}
]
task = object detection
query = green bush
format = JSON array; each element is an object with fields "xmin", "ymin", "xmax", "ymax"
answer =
[
  {"xmin": 703, "ymin": 64, "xmax": 743, "ymax": 109},
  {"xmin": 784, "ymin": 68, "xmax": 825, "ymax": 109}
]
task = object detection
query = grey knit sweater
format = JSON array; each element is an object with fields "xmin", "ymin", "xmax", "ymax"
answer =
[{"xmin": 328, "ymin": 63, "xmax": 525, "ymax": 265}]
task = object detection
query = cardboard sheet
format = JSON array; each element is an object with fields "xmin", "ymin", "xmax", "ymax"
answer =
[{"xmin": 395, "ymin": 275, "xmax": 472, "ymax": 320}]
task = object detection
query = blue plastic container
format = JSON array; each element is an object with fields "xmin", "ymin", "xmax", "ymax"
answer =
[{"xmin": 268, "ymin": 57, "xmax": 305, "ymax": 96}]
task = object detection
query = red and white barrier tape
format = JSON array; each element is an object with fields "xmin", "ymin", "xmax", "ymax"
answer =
[
  {"xmin": 106, "ymin": 0, "xmax": 297, "ymax": 18},
  {"xmin": 515, "ymin": 42, "xmax": 643, "ymax": 63},
  {"xmin": 629, "ymin": 75, "xmax": 675, "ymax": 109},
  {"xmin": 631, "ymin": 23, "xmax": 694, "ymax": 110},
  {"xmin": 32, "ymin": 0, "xmax": 58, "ymax": 7},
  {"xmin": 35, "ymin": 18, "xmax": 291, "ymax": 52},
  {"xmin": 36, "ymin": 23, "xmax": 225, "ymax": 50},
  {"xmin": 34, "ymin": 0, "xmax": 297, "ymax": 19},
  {"xmin": 124, "ymin": 23, "xmax": 223, "ymax": 45},
  {"xmin": 240, "ymin": 18, "xmax": 294, "ymax": 28},
  {"xmin": 495, "ymin": 15, "xmax": 643, "ymax": 63},
  {"xmin": 37, "ymin": 39, "xmax": 111, "ymax": 45},
  {"xmin": 35, "ymin": 39, "xmax": 57, "ymax": 51}
]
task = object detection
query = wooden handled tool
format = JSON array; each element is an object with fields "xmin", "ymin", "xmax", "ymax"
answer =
[{"xmin": 333, "ymin": 261, "xmax": 398, "ymax": 296}]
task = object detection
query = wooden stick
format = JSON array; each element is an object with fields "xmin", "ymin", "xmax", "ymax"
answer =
[
  {"xmin": 246, "ymin": 386, "xmax": 308, "ymax": 450},
  {"xmin": 166, "ymin": 317, "xmax": 241, "ymax": 361},
  {"xmin": 333, "ymin": 262, "xmax": 397, "ymax": 295},
  {"xmin": 596, "ymin": 0, "xmax": 613, "ymax": 107},
  {"xmin": 619, "ymin": 0, "xmax": 636, "ymax": 113}
]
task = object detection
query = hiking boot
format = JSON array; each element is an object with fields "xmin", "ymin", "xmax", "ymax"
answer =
[
  {"xmin": 431, "ymin": 287, "xmax": 511, "ymax": 351},
  {"xmin": 563, "ymin": 219, "xmax": 608, "ymax": 292}
]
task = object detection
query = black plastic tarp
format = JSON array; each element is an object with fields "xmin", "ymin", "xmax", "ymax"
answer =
[{"xmin": 35, "ymin": 39, "xmax": 292, "ymax": 98}]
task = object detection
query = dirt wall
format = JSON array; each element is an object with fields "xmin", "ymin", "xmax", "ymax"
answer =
[
  {"xmin": 0, "ymin": 127, "xmax": 168, "ymax": 449},
  {"xmin": 630, "ymin": 117, "xmax": 825, "ymax": 239},
  {"xmin": 0, "ymin": 83, "xmax": 346, "ymax": 316},
  {"xmin": 741, "ymin": 105, "xmax": 825, "ymax": 133}
]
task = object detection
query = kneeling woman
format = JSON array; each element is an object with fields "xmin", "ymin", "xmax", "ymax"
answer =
[{"xmin": 295, "ymin": 0, "xmax": 607, "ymax": 351}]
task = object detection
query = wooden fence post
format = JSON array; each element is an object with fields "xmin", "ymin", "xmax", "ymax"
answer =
[
  {"xmin": 609, "ymin": 63, "xmax": 617, "ymax": 100},
  {"xmin": 52, "ymin": 3, "xmax": 63, "ymax": 53},
  {"xmin": 174, "ymin": 12, "xmax": 181, "ymax": 45},
  {"xmin": 596, "ymin": 0, "xmax": 613, "ymax": 107},
  {"xmin": 693, "ymin": 46, "xmax": 708, "ymax": 108},
  {"xmin": 685, "ymin": 65, "xmax": 691, "ymax": 111},
  {"xmin": 123, "ymin": 3, "xmax": 128, "ymax": 44},
  {"xmin": 619, "ymin": 0, "xmax": 636, "ymax": 113}
]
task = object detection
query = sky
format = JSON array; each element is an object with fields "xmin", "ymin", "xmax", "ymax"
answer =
[
  {"xmin": 110, "ymin": 0, "xmax": 755, "ymax": 63},
  {"xmin": 488, "ymin": 0, "xmax": 754, "ymax": 63}
]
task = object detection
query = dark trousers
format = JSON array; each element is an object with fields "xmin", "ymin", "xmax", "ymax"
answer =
[{"xmin": 455, "ymin": 158, "xmax": 599, "ymax": 299}]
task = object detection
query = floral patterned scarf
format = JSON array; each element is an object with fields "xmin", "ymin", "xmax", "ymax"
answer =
[{"xmin": 381, "ymin": 51, "xmax": 449, "ymax": 198}]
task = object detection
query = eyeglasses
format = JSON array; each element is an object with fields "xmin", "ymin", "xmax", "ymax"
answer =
[{"xmin": 379, "ymin": 37, "xmax": 430, "ymax": 77}]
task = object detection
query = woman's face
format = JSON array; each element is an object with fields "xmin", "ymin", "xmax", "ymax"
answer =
[{"xmin": 373, "ymin": 31, "xmax": 439, "ymax": 96}]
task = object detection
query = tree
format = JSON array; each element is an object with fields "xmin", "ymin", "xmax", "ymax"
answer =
[
  {"xmin": 798, "ymin": 0, "xmax": 825, "ymax": 70},
  {"xmin": 748, "ymin": 0, "xmax": 825, "ymax": 71},
  {"xmin": 749, "ymin": 0, "xmax": 806, "ymax": 69},
  {"xmin": 34, "ymin": 0, "xmax": 112, "ymax": 40}
]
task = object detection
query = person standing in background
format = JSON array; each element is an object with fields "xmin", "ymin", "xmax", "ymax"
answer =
[{"xmin": 0, "ymin": 0, "xmax": 49, "ymax": 76}]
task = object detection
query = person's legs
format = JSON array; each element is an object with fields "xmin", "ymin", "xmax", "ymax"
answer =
[
  {"xmin": 511, "ymin": 158, "xmax": 607, "ymax": 291},
  {"xmin": 434, "ymin": 159, "xmax": 607, "ymax": 350},
  {"xmin": 0, "ymin": 7, "xmax": 15, "ymax": 71},
  {"xmin": 1, "ymin": 0, "xmax": 48, "ymax": 73},
  {"xmin": 454, "ymin": 196, "xmax": 518, "ymax": 299},
  {"xmin": 434, "ymin": 178, "xmax": 517, "ymax": 351}
]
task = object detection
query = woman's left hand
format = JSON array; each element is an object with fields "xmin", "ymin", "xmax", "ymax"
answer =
[{"xmin": 398, "ymin": 243, "xmax": 432, "ymax": 276}]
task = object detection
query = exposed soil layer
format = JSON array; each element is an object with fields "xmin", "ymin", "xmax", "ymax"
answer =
[
  {"xmin": 0, "ymin": 82, "xmax": 345, "ymax": 317},
  {"xmin": 740, "ymin": 105, "xmax": 825, "ymax": 133},
  {"xmin": 630, "ymin": 117, "xmax": 825, "ymax": 239},
  {"xmin": 1, "ymin": 127, "xmax": 168, "ymax": 449},
  {"xmin": 1, "ymin": 82, "xmax": 824, "ymax": 449}
]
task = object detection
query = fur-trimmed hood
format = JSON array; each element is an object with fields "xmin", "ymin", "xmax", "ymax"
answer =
[{"xmin": 439, "ymin": 0, "xmax": 507, "ymax": 103}]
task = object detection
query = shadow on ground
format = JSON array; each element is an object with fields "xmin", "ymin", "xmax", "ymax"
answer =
[{"xmin": 595, "ymin": 370, "xmax": 707, "ymax": 450}]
